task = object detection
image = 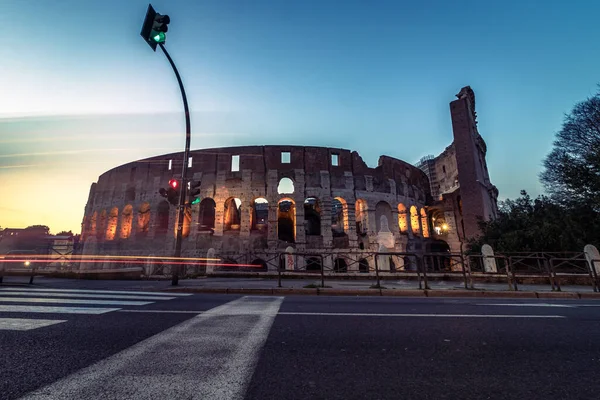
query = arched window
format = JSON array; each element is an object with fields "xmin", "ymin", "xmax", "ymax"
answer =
[
  {"xmin": 105, "ymin": 207, "xmax": 119, "ymax": 240},
  {"xmin": 355, "ymin": 199, "xmax": 367, "ymax": 235},
  {"xmin": 223, "ymin": 198, "xmax": 241, "ymax": 231},
  {"xmin": 410, "ymin": 206, "xmax": 420, "ymax": 236},
  {"xmin": 359, "ymin": 258, "xmax": 370, "ymax": 273},
  {"xmin": 277, "ymin": 198, "xmax": 295, "ymax": 242},
  {"xmin": 251, "ymin": 197, "xmax": 269, "ymax": 231},
  {"xmin": 137, "ymin": 202, "xmax": 151, "ymax": 236},
  {"xmin": 96, "ymin": 210, "xmax": 106, "ymax": 240},
  {"xmin": 398, "ymin": 203, "xmax": 408, "ymax": 234},
  {"xmin": 334, "ymin": 258, "xmax": 348, "ymax": 272},
  {"xmin": 156, "ymin": 201, "xmax": 170, "ymax": 236},
  {"xmin": 120, "ymin": 205, "xmax": 133, "ymax": 239},
  {"xmin": 304, "ymin": 197, "xmax": 321, "ymax": 236},
  {"xmin": 277, "ymin": 177, "xmax": 294, "ymax": 194},
  {"xmin": 198, "ymin": 198, "xmax": 216, "ymax": 231},
  {"xmin": 331, "ymin": 197, "xmax": 348, "ymax": 237},
  {"xmin": 420, "ymin": 208, "xmax": 429, "ymax": 238}
]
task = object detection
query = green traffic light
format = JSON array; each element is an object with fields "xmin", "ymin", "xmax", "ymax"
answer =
[
  {"xmin": 153, "ymin": 32, "xmax": 166, "ymax": 43},
  {"xmin": 191, "ymin": 198, "xmax": 201, "ymax": 205}
]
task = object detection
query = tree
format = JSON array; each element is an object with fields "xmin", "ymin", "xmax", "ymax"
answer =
[
  {"xmin": 540, "ymin": 88, "xmax": 600, "ymax": 211},
  {"xmin": 55, "ymin": 230, "xmax": 74, "ymax": 237},
  {"xmin": 468, "ymin": 191, "xmax": 600, "ymax": 253}
]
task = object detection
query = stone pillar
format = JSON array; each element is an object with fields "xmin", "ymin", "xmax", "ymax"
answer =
[
  {"xmin": 206, "ymin": 248, "xmax": 216, "ymax": 273},
  {"xmin": 284, "ymin": 246, "xmax": 295, "ymax": 270},
  {"xmin": 481, "ymin": 244, "xmax": 497, "ymax": 273},
  {"xmin": 346, "ymin": 201, "xmax": 358, "ymax": 248},
  {"xmin": 584, "ymin": 244, "xmax": 600, "ymax": 275}
]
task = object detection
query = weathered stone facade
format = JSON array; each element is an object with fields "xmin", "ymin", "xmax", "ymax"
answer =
[
  {"xmin": 79, "ymin": 86, "xmax": 498, "ymax": 272},
  {"xmin": 80, "ymin": 145, "xmax": 440, "ymax": 272}
]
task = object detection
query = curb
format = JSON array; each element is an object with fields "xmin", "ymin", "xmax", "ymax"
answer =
[{"xmin": 162, "ymin": 287, "xmax": 600, "ymax": 299}]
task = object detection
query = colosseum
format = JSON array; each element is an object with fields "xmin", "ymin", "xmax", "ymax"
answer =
[{"xmin": 79, "ymin": 86, "xmax": 499, "ymax": 273}]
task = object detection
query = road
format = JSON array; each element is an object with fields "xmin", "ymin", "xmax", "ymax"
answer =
[{"xmin": 1, "ymin": 281, "xmax": 600, "ymax": 399}]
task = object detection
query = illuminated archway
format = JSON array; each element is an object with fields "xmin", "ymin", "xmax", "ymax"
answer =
[
  {"xmin": 137, "ymin": 202, "xmax": 151, "ymax": 236},
  {"xmin": 332, "ymin": 197, "xmax": 348, "ymax": 237},
  {"xmin": 223, "ymin": 198, "xmax": 241, "ymax": 231},
  {"xmin": 120, "ymin": 205, "xmax": 133, "ymax": 239},
  {"xmin": 198, "ymin": 198, "xmax": 216, "ymax": 231},
  {"xmin": 410, "ymin": 205, "xmax": 419, "ymax": 236},
  {"xmin": 420, "ymin": 208, "xmax": 429, "ymax": 238},
  {"xmin": 251, "ymin": 197, "xmax": 269, "ymax": 231},
  {"xmin": 355, "ymin": 199, "xmax": 368, "ymax": 235},
  {"xmin": 398, "ymin": 204, "xmax": 408, "ymax": 234},
  {"xmin": 105, "ymin": 207, "xmax": 119, "ymax": 240}
]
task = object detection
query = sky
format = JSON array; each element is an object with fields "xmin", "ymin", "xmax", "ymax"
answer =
[{"xmin": 1, "ymin": 0, "xmax": 599, "ymax": 234}]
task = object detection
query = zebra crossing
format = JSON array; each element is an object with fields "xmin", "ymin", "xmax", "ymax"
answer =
[{"xmin": 0, "ymin": 287, "xmax": 191, "ymax": 331}]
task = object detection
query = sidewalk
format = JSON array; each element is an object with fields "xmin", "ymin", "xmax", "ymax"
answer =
[
  {"xmin": 2, "ymin": 275, "xmax": 599, "ymax": 299},
  {"xmin": 164, "ymin": 276, "xmax": 600, "ymax": 299}
]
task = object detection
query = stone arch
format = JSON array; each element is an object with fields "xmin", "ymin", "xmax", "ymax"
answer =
[
  {"xmin": 375, "ymin": 201, "xmax": 393, "ymax": 233},
  {"xmin": 156, "ymin": 201, "xmax": 170, "ymax": 236},
  {"xmin": 105, "ymin": 207, "xmax": 119, "ymax": 240},
  {"xmin": 137, "ymin": 202, "xmax": 151, "ymax": 236},
  {"xmin": 306, "ymin": 257, "xmax": 322, "ymax": 271},
  {"xmin": 420, "ymin": 208, "xmax": 429, "ymax": 238},
  {"xmin": 120, "ymin": 204, "xmax": 133, "ymax": 239},
  {"xmin": 198, "ymin": 198, "xmax": 216, "ymax": 232},
  {"xmin": 96, "ymin": 210, "xmax": 106, "ymax": 240},
  {"xmin": 278, "ymin": 198, "xmax": 295, "ymax": 242},
  {"xmin": 251, "ymin": 197, "xmax": 269, "ymax": 232},
  {"xmin": 359, "ymin": 258, "xmax": 370, "ymax": 273},
  {"xmin": 223, "ymin": 197, "xmax": 242, "ymax": 231},
  {"xmin": 355, "ymin": 199, "xmax": 368, "ymax": 235},
  {"xmin": 89, "ymin": 211, "xmax": 97, "ymax": 238},
  {"xmin": 410, "ymin": 205, "xmax": 420, "ymax": 236},
  {"xmin": 334, "ymin": 258, "xmax": 348, "ymax": 272},
  {"xmin": 332, "ymin": 197, "xmax": 349, "ymax": 237},
  {"xmin": 304, "ymin": 197, "xmax": 321, "ymax": 236},
  {"xmin": 277, "ymin": 177, "xmax": 294, "ymax": 194},
  {"xmin": 398, "ymin": 203, "xmax": 408, "ymax": 234}
]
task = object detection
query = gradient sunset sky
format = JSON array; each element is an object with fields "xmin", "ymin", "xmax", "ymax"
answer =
[{"xmin": 1, "ymin": 0, "xmax": 599, "ymax": 234}]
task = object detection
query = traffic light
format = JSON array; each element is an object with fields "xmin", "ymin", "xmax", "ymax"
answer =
[
  {"xmin": 188, "ymin": 181, "xmax": 201, "ymax": 205},
  {"xmin": 159, "ymin": 179, "xmax": 180, "ymax": 206},
  {"xmin": 140, "ymin": 4, "xmax": 171, "ymax": 51}
]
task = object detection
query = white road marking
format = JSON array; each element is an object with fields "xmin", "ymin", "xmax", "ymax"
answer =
[
  {"xmin": 0, "ymin": 287, "xmax": 191, "ymax": 296},
  {"xmin": 0, "ymin": 318, "xmax": 66, "ymax": 331},
  {"xmin": 277, "ymin": 312, "xmax": 565, "ymax": 318},
  {"xmin": 118, "ymin": 309, "xmax": 204, "ymax": 314},
  {"xmin": 20, "ymin": 296, "xmax": 283, "ymax": 400},
  {"xmin": 0, "ymin": 297, "xmax": 152, "ymax": 306},
  {"xmin": 0, "ymin": 291, "xmax": 175, "ymax": 301},
  {"xmin": 0, "ymin": 305, "xmax": 120, "ymax": 314},
  {"xmin": 476, "ymin": 303, "xmax": 576, "ymax": 308}
]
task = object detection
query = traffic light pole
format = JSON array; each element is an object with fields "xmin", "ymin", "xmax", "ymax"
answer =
[{"xmin": 159, "ymin": 42, "xmax": 190, "ymax": 286}]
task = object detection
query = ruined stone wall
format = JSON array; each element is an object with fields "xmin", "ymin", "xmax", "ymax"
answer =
[
  {"xmin": 450, "ymin": 87, "xmax": 499, "ymax": 241},
  {"xmin": 79, "ymin": 145, "xmax": 437, "ymax": 271}
]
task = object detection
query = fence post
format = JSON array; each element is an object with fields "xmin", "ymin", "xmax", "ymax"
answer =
[
  {"xmin": 507, "ymin": 256, "xmax": 517, "ymax": 291},
  {"xmin": 546, "ymin": 258, "xmax": 560, "ymax": 291},
  {"xmin": 589, "ymin": 259, "xmax": 600, "ymax": 292},
  {"xmin": 374, "ymin": 254, "xmax": 381, "ymax": 288},
  {"xmin": 320, "ymin": 255, "xmax": 325, "ymax": 288},
  {"xmin": 460, "ymin": 254, "xmax": 472, "ymax": 289},
  {"xmin": 419, "ymin": 254, "xmax": 430, "ymax": 290},
  {"xmin": 277, "ymin": 253, "xmax": 282, "ymax": 288}
]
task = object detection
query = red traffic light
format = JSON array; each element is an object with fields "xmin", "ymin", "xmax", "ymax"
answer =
[{"xmin": 169, "ymin": 179, "xmax": 178, "ymax": 189}]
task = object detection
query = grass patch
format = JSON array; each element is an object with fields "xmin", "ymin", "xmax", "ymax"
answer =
[{"xmin": 303, "ymin": 283, "xmax": 332, "ymax": 288}]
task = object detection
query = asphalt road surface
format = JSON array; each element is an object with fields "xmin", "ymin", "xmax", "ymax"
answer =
[{"xmin": 1, "ymin": 282, "xmax": 600, "ymax": 399}]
